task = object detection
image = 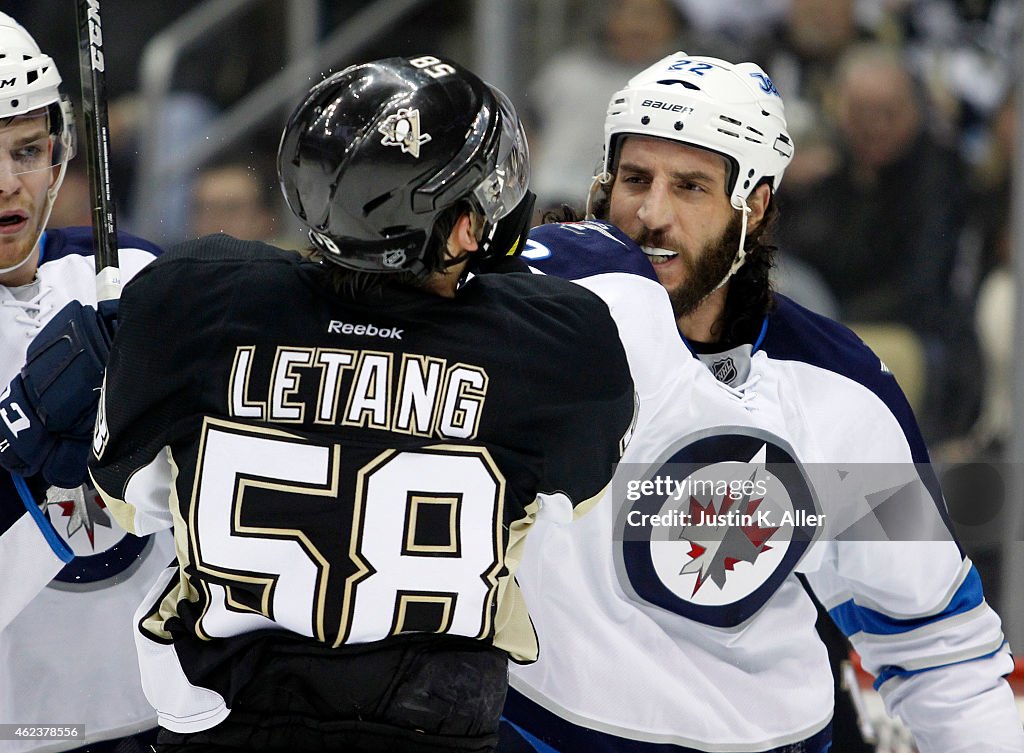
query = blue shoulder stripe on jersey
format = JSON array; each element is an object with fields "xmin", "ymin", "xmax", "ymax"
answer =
[
  {"xmin": 525, "ymin": 221, "xmax": 658, "ymax": 282},
  {"xmin": 41, "ymin": 227, "xmax": 163, "ymax": 263},
  {"xmin": 828, "ymin": 564, "xmax": 984, "ymax": 639},
  {"xmin": 12, "ymin": 474, "xmax": 74, "ymax": 563},
  {"xmin": 872, "ymin": 641, "xmax": 1008, "ymax": 691}
]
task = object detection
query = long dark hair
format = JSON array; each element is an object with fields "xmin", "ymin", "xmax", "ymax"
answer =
[{"xmin": 718, "ymin": 197, "xmax": 778, "ymax": 345}]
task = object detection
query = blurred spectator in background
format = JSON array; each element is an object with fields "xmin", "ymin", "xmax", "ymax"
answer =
[
  {"xmin": 951, "ymin": 92, "xmax": 1016, "ymax": 461},
  {"xmin": 526, "ymin": 0, "xmax": 731, "ymax": 213},
  {"xmin": 751, "ymin": 0, "xmax": 885, "ymax": 193},
  {"xmin": 669, "ymin": 0, "xmax": 788, "ymax": 45},
  {"xmin": 47, "ymin": 161, "xmax": 93, "ymax": 230},
  {"xmin": 19, "ymin": 1, "xmax": 288, "ymax": 246},
  {"xmin": 770, "ymin": 253, "xmax": 841, "ymax": 320},
  {"xmin": 188, "ymin": 153, "xmax": 281, "ymax": 243},
  {"xmin": 897, "ymin": 0, "xmax": 1022, "ymax": 163},
  {"xmin": 777, "ymin": 42, "xmax": 978, "ymax": 443}
]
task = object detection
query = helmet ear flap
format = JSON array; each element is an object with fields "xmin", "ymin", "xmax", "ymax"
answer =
[{"xmin": 476, "ymin": 189, "xmax": 536, "ymax": 262}]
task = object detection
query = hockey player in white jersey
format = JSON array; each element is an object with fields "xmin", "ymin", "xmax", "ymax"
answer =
[
  {"xmin": 0, "ymin": 13, "xmax": 173, "ymax": 752},
  {"xmin": 502, "ymin": 54, "xmax": 1024, "ymax": 752}
]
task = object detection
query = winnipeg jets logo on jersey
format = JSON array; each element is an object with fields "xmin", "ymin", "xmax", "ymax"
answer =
[
  {"xmin": 673, "ymin": 452, "xmax": 780, "ymax": 595},
  {"xmin": 44, "ymin": 484, "xmax": 114, "ymax": 551},
  {"xmin": 42, "ymin": 481, "xmax": 152, "ymax": 588},
  {"xmin": 616, "ymin": 428, "xmax": 819, "ymax": 628},
  {"xmin": 379, "ymin": 107, "xmax": 431, "ymax": 158}
]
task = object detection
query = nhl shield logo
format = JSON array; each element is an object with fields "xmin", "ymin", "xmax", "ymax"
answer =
[
  {"xmin": 711, "ymin": 356, "xmax": 737, "ymax": 384},
  {"xmin": 382, "ymin": 247, "xmax": 408, "ymax": 268},
  {"xmin": 379, "ymin": 107, "xmax": 432, "ymax": 158}
]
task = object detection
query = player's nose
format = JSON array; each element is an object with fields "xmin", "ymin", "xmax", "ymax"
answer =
[
  {"xmin": 0, "ymin": 157, "xmax": 21, "ymax": 193},
  {"xmin": 635, "ymin": 180, "xmax": 672, "ymax": 232}
]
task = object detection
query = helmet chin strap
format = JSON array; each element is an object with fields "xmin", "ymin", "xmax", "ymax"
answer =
[
  {"xmin": 584, "ymin": 171, "xmax": 613, "ymax": 220},
  {"xmin": 0, "ymin": 241, "xmax": 39, "ymax": 276},
  {"xmin": 709, "ymin": 195, "xmax": 751, "ymax": 293}
]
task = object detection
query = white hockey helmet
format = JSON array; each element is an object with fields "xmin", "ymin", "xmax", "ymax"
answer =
[
  {"xmin": 0, "ymin": 13, "xmax": 76, "ymax": 277},
  {"xmin": 602, "ymin": 52, "xmax": 793, "ymax": 208},
  {"xmin": 0, "ymin": 12, "xmax": 75, "ymax": 168}
]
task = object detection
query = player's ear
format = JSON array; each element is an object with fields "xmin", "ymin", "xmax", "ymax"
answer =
[
  {"xmin": 449, "ymin": 212, "xmax": 480, "ymax": 255},
  {"xmin": 746, "ymin": 183, "xmax": 771, "ymax": 233}
]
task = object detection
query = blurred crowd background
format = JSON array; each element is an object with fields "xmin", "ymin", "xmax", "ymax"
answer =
[{"xmin": 9, "ymin": 0, "xmax": 1024, "ymax": 629}]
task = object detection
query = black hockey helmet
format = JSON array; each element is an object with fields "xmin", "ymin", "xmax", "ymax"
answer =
[{"xmin": 278, "ymin": 54, "xmax": 534, "ymax": 277}]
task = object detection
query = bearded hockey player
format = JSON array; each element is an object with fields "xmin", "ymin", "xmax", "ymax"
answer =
[{"xmin": 502, "ymin": 53, "xmax": 1024, "ymax": 753}]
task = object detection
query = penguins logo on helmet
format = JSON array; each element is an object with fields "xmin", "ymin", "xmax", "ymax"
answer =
[
  {"xmin": 378, "ymin": 107, "xmax": 431, "ymax": 158},
  {"xmin": 278, "ymin": 54, "xmax": 534, "ymax": 279}
]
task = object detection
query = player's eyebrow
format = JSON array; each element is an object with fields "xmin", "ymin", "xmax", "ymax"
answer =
[
  {"xmin": 6, "ymin": 128, "xmax": 49, "ymax": 148},
  {"xmin": 618, "ymin": 161, "xmax": 720, "ymax": 185},
  {"xmin": 12, "ymin": 131, "xmax": 48, "ymax": 145}
]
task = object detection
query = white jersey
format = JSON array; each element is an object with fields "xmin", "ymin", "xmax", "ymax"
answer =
[
  {"xmin": 507, "ymin": 222, "xmax": 1023, "ymax": 753},
  {"xmin": 0, "ymin": 229, "xmax": 175, "ymax": 752}
]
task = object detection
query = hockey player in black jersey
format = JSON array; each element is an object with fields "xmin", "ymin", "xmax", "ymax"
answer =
[{"xmin": 87, "ymin": 56, "xmax": 636, "ymax": 753}]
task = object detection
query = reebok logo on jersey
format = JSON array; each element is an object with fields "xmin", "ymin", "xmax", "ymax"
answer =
[{"xmin": 328, "ymin": 320, "xmax": 403, "ymax": 339}]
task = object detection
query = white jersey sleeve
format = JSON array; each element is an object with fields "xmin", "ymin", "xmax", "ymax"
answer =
[
  {"xmin": 0, "ymin": 487, "xmax": 71, "ymax": 630},
  {"xmin": 772, "ymin": 307, "xmax": 1023, "ymax": 753},
  {"xmin": 0, "ymin": 228, "xmax": 171, "ymax": 751}
]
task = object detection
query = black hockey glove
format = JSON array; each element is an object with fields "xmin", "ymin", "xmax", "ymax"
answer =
[{"xmin": 0, "ymin": 300, "xmax": 115, "ymax": 487}]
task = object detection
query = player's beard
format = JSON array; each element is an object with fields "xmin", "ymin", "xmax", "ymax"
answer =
[{"xmin": 638, "ymin": 212, "xmax": 744, "ymax": 320}]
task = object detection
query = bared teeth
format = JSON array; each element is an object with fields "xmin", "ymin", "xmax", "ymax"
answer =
[{"xmin": 642, "ymin": 247, "xmax": 677, "ymax": 266}]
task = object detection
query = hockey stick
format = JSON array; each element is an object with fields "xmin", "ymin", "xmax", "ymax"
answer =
[{"xmin": 76, "ymin": 0, "xmax": 120, "ymax": 303}]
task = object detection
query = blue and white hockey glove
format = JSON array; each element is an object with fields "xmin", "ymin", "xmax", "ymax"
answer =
[{"xmin": 0, "ymin": 300, "xmax": 115, "ymax": 487}]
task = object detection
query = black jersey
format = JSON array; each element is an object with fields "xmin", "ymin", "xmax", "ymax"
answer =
[{"xmin": 89, "ymin": 234, "xmax": 635, "ymax": 739}]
